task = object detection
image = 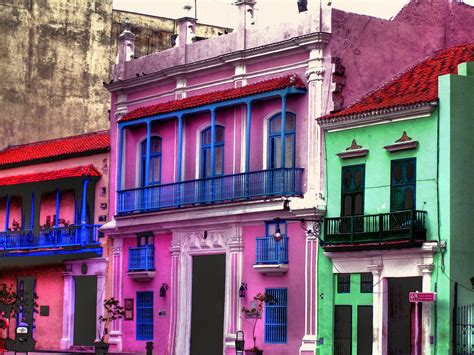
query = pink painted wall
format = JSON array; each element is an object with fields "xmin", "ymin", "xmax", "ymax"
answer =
[
  {"xmin": 241, "ymin": 222, "xmax": 306, "ymax": 354},
  {"xmin": 0, "ymin": 196, "xmax": 22, "ymax": 230},
  {"xmin": 0, "ymin": 265, "xmax": 64, "ymax": 350},
  {"xmin": 120, "ymin": 233, "xmax": 172, "ymax": 354}
]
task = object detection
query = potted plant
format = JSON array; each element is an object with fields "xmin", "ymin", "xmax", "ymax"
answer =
[
  {"xmin": 95, "ymin": 297, "xmax": 124, "ymax": 355},
  {"xmin": 241, "ymin": 292, "xmax": 276, "ymax": 355}
]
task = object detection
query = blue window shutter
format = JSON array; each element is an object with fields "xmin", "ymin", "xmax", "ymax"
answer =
[
  {"xmin": 136, "ymin": 291, "xmax": 153, "ymax": 340},
  {"xmin": 265, "ymin": 288, "xmax": 288, "ymax": 343}
]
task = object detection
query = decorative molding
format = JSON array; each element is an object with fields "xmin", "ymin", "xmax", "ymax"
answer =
[
  {"xmin": 367, "ymin": 264, "xmax": 383, "ymax": 274},
  {"xmin": 384, "ymin": 131, "xmax": 419, "ymax": 152},
  {"xmin": 127, "ymin": 271, "xmax": 155, "ymax": 281},
  {"xmin": 318, "ymin": 102, "xmax": 437, "ymax": 131},
  {"xmin": 337, "ymin": 139, "xmax": 368, "ymax": 159},
  {"xmin": 417, "ymin": 263, "xmax": 434, "ymax": 274}
]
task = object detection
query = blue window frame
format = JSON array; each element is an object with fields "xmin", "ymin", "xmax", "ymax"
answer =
[
  {"xmin": 141, "ymin": 136, "xmax": 162, "ymax": 186},
  {"xmin": 200, "ymin": 125, "xmax": 225, "ymax": 178},
  {"xmin": 269, "ymin": 112, "xmax": 296, "ymax": 169},
  {"xmin": 136, "ymin": 291, "xmax": 153, "ymax": 340},
  {"xmin": 265, "ymin": 288, "xmax": 288, "ymax": 343}
]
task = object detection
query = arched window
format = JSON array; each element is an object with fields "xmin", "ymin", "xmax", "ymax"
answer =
[
  {"xmin": 268, "ymin": 113, "xmax": 296, "ymax": 169},
  {"xmin": 141, "ymin": 136, "xmax": 162, "ymax": 186},
  {"xmin": 200, "ymin": 126, "xmax": 225, "ymax": 178}
]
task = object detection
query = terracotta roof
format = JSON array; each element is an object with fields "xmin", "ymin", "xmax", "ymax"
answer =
[
  {"xmin": 0, "ymin": 165, "xmax": 101, "ymax": 187},
  {"xmin": 0, "ymin": 131, "xmax": 110, "ymax": 169},
  {"xmin": 121, "ymin": 75, "xmax": 306, "ymax": 122},
  {"xmin": 320, "ymin": 44, "xmax": 474, "ymax": 121}
]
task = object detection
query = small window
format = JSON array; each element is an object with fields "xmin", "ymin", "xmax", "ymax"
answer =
[
  {"xmin": 337, "ymin": 273, "xmax": 351, "ymax": 293},
  {"xmin": 360, "ymin": 273, "xmax": 373, "ymax": 293},
  {"xmin": 341, "ymin": 164, "xmax": 365, "ymax": 217},
  {"xmin": 137, "ymin": 233, "xmax": 154, "ymax": 247},
  {"xmin": 201, "ymin": 126, "xmax": 225, "ymax": 178},
  {"xmin": 266, "ymin": 220, "xmax": 287, "ymax": 239},
  {"xmin": 141, "ymin": 136, "xmax": 162, "ymax": 186},
  {"xmin": 265, "ymin": 288, "xmax": 288, "ymax": 343},
  {"xmin": 136, "ymin": 291, "xmax": 153, "ymax": 340},
  {"xmin": 268, "ymin": 112, "xmax": 296, "ymax": 169}
]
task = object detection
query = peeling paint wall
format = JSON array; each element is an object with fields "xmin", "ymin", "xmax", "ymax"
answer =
[{"xmin": 0, "ymin": 0, "xmax": 231, "ymax": 149}]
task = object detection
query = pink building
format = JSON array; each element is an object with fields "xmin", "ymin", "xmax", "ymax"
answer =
[
  {"xmin": 0, "ymin": 131, "xmax": 110, "ymax": 352},
  {"xmin": 103, "ymin": 1, "xmax": 474, "ymax": 354}
]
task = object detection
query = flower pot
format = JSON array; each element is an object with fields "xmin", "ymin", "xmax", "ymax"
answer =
[
  {"xmin": 94, "ymin": 340, "xmax": 109, "ymax": 355},
  {"xmin": 245, "ymin": 349, "xmax": 263, "ymax": 355}
]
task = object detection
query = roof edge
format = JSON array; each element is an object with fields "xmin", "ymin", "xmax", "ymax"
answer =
[{"xmin": 317, "ymin": 102, "xmax": 438, "ymax": 130}]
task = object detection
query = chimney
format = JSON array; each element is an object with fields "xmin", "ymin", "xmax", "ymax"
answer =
[
  {"xmin": 114, "ymin": 18, "xmax": 136, "ymax": 81},
  {"xmin": 235, "ymin": 0, "xmax": 256, "ymax": 30},
  {"xmin": 176, "ymin": 4, "xmax": 197, "ymax": 47}
]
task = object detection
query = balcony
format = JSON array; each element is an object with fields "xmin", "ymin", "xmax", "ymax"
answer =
[
  {"xmin": 0, "ymin": 224, "xmax": 102, "ymax": 255},
  {"xmin": 127, "ymin": 245, "xmax": 155, "ymax": 281},
  {"xmin": 323, "ymin": 210, "xmax": 427, "ymax": 251},
  {"xmin": 117, "ymin": 167, "xmax": 304, "ymax": 214},
  {"xmin": 253, "ymin": 236, "xmax": 289, "ymax": 275}
]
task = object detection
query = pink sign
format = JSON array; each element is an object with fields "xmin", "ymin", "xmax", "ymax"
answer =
[{"xmin": 409, "ymin": 291, "xmax": 436, "ymax": 302}]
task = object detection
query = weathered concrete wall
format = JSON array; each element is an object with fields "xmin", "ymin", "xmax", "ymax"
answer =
[{"xmin": 0, "ymin": 1, "xmax": 231, "ymax": 149}]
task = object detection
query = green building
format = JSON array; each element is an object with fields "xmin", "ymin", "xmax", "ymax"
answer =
[{"xmin": 316, "ymin": 44, "xmax": 474, "ymax": 355}]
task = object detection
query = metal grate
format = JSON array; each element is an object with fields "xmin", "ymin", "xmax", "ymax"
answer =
[
  {"xmin": 136, "ymin": 291, "xmax": 153, "ymax": 340},
  {"xmin": 128, "ymin": 245, "xmax": 155, "ymax": 271},
  {"xmin": 457, "ymin": 304, "xmax": 474, "ymax": 354},
  {"xmin": 265, "ymin": 288, "xmax": 288, "ymax": 344}
]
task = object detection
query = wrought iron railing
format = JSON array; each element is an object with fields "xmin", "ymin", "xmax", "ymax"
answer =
[
  {"xmin": 117, "ymin": 167, "xmax": 304, "ymax": 214},
  {"xmin": 128, "ymin": 245, "xmax": 155, "ymax": 272},
  {"xmin": 255, "ymin": 236, "xmax": 289, "ymax": 264},
  {"xmin": 457, "ymin": 304, "xmax": 474, "ymax": 355},
  {"xmin": 0, "ymin": 224, "xmax": 101, "ymax": 250},
  {"xmin": 324, "ymin": 210, "xmax": 427, "ymax": 246}
]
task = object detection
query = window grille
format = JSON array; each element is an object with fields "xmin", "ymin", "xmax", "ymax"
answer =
[
  {"xmin": 265, "ymin": 288, "xmax": 288, "ymax": 343},
  {"xmin": 136, "ymin": 291, "xmax": 153, "ymax": 340}
]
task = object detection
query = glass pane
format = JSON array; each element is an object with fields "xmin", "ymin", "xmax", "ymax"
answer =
[
  {"xmin": 271, "ymin": 137, "xmax": 281, "ymax": 168},
  {"xmin": 286, "ymin": 114, "xmax": 295, "ymax": 131},
  {"xmin": 150, "ymin": 157, "xmax": 161, "ymax": 183},
  {"xmin": 216, "ymin": 147, "xmax": 224, "ymax": 175},
  {"xmin": 270, "ymin": 116, "xmax": 282, "ymax": 134},
  {"xmin": 151, "ymin": 137, "xmax": 161, "ymax": 153},
  {"xmin": 205, "ymin": 149, "xmax": 211, "ymax": 177},
  {"xmin": 216, "ymin": 127, "xmax": 225, "ymax": 143},
  {"xmin": 202, "ymin": 129, "xmax": 211, "ymax": 145},
  {"xmin": 285, "ymin": 135, "xmax": 295, "ymax": 168}
]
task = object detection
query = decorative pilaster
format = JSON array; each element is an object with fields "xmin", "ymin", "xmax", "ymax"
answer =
[
  {"xmin": 418, "ymin": 263, "xmax": 434, "ymax": 354},
  {"xmin": 367, "ymin": 264, "xmax": 384, "ymax": 355},
  {"xmin": 108, "ymin": 239, "xmax": 123, "ymax": 351},
  {"xmin": 60, "ymin": 271, "xmax": 74, "ymax": 350},
  {"xmin": 299, "ymin": 224, "xmax": 321, "ymax": 355},
  {"xmin": 167, "ymin": 237, "xmax": 181, "ymax": 355},
  {"xmin": 305, "ymin": 44, "xmax": 327, "ymax": 209}
]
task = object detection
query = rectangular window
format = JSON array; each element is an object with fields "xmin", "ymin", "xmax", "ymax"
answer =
[
  {"xmin": 391, "ymin": 158, "xmax": 416, "ymax": 211},
  {"xmin": 337, "ymin": 273, "xmax": 351, "ymax": 293},
  {"xmin": 265, "ymin": 288, "xmax": 287, "ymax": 343},
  {"xmin": 334, "ymin": 305, "xmax": 352, "ymax": 355},
  {"xmin": 341, "ymin": 164, "xmax": 365, "ymax": 216},
  {"xmin": 136, "ymin": 291, "xmax": 153, "ymax": 340},
  {"xmin": 360, "ymin": 273, "xmax": 373, "ymax": 293}
]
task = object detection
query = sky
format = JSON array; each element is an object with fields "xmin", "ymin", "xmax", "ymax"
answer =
[{"xmin": 113, "ymin": 0, "xmax": 474, "ymax": 27}]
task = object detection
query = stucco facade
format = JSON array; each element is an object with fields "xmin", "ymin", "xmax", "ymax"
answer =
[{"xmin": 0, "ymin": 0, "xmax": 231, "ymax": 149}]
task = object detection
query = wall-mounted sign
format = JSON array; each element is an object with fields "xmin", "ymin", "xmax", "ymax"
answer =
[
  {"xmin": 409, "ymin": 291, "xmax": 436, "ymax": 303},
  {"xmin": 124, "ymin": 298, "xmax": 134, "ymax": 320}
]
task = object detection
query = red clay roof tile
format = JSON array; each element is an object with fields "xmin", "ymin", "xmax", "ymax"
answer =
[
  {"xmin": 0, "ymin": 165, "xmax": 101, "ymax": 186},
  {"xmin": 0, "ymin": 131, "xmax": 110, "ymax": 168},
  {"xmin": 320, "ymin": 44, "xmax": 474, "ymax": 121},
  {"xmin": 121, "ymin": 75, "xmax": 306, "ymax": 122}
]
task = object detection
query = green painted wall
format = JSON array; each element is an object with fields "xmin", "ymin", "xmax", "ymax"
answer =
[
  {"xmin": 438, "ymin": 66, "xmax": 474, "ymax": 353},
  {"xmin": 318, "ymin": 113, "xmax": 441, "ymax": 354}
]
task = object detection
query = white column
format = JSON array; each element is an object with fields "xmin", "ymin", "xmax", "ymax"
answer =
[
  {"xmin": 299, "ymin": 228, "xmax": 320, "ymax": 355},
  {"xmin": 60, "ymin": 271, "xmax": 74, "ymax": 350},
  {"xmin": 418, "ymin": 263, "xmax": 434, "ymax": 354},
  {"xmin": 108, "ymin": 240, "xmax": 123, "ymax": 351},
  {"xmin": 368, "ymin": 264, "xmax": 384, "ymax": 355},
  {"xmin": 95, "ymin": 270, "xmax": 106, "ymax": 342}
]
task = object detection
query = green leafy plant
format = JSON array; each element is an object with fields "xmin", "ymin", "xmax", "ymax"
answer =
[
  {"xmin": 97, "ymin": 297, "xmax": 125, "ymax": 343},
  {"xmin": 241, "ymin": 292, "xmax": 276, "ymax": 351}
]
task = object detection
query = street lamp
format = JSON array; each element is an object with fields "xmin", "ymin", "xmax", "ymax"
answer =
[{"xmin": 272, "ymin": 217, "xmax": 324, "ymax": 246}]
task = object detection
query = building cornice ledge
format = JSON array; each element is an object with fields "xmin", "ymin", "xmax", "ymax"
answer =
[
  {"xmin": 105, "ymin": 32, "xmax": 331, "ymax": 92},
  {"xmin": 318, "ymin": 101, "xmax": 438, "ymax": 131}
]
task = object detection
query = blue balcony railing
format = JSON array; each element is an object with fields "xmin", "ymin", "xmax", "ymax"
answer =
[
  {"xmin": 255, "ymin": 236, "xmax": 289, "ymax": 264},
  {"xmin": 128, "ymin": 245, "xmax": 155, "ymax": 272},
  {"xmin": 0, "ymin": 224, "xmax": 101, "ymax": 250},
  {"xmin": 118, "ymin": 167, "xmax": 304, "ymax": 214}
]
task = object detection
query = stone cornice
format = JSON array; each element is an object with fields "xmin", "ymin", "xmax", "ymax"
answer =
[
  {"xmin": 105, "ymin": 32, "xmax": 331, "ymax": 92},
  {"xmin": 318, "ymin": 102, "xmax": 438, "ymax": 131}
]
